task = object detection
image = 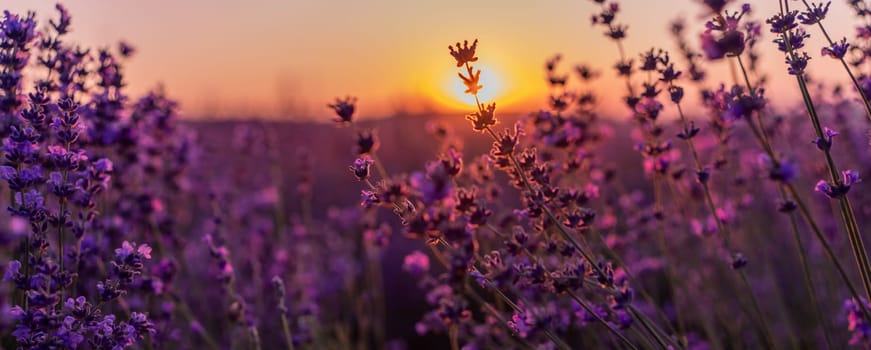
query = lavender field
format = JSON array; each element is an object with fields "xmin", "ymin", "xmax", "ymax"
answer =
[{"xmin": 3, "ymin": 1, "xmax": 871, "ymax": 349}]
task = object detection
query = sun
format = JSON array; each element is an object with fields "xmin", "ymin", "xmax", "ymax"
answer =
[
  {"xmin": 438, "ymin": 63, "xmax": 505, "ymax": 111},
  {"xmin": 451, "ymin": 65, "xmax": 503, "ymax": 107}
]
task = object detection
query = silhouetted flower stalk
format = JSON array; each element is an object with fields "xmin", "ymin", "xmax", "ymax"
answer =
[
  {"xmin": 798, "ymin": 0, "xmax": 871, "ymax": 121},
  {"xmin": 459, "ymin": 57, "xmax": 601, "ymax": 348},
  {"xmin": 774, "ymin": 0, "xmax": 871, "ymax": 305},
  {"xmin": 451, "ymin": 37, "xmax": 679, "ymax": 350},
  {"xmin": 483, "ymin": 138, "xmax": 602, "ymax": 285}
]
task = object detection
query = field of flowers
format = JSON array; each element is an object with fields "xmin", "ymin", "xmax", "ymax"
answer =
[{"xmin": 3, "ymin": 1, "xmax": 871, "ymax": 349}]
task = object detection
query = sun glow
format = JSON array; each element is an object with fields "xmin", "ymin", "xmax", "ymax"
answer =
[
  {"xmin": 431, "ymin": 62, "xmax": 508, "ymax": 112},
  {"xmin": 419, "ymin": 44, "xmax": 543, "ymax": 116},
  {"xmin": 450, "ymin": 64, "xmax": 503, "ymax": 108}
]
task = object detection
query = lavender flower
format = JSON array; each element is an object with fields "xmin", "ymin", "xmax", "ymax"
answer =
[
  {"xmin": 402, "ymin": 250, "xmax": 430, "ymax": 276},
  {"xmin": 767, "ymin": 11, "xmax": 799, "ymax": 34},
  {"xmin": 448, "ymin": 39, "xmax": 478, "ymax": 67},
  {"xmin": 774, "ymin": 27, "xmax": 809, "ymax": 52},
  {"xmin": 786, "ymin": 52, "xmax": 811, "ymax": 75},
  {"xmin": 798, "ymin": 2, "xmax": 831, "ymax": 25},
  {"xmin": 328, "ymin": 96, "xmax": 357, "ymax": 124},
  {"xmin": 846, "ymin": 298, "xmax": 871, "ymax": 347},
  {"xmin": 821, "ymin": 38, "xmax": 850, "ymax": 59},
  {"xmin": 467, "ymin": 103, "xmax": 497, "ymax": 131},
  {"xmin": 350, "ymin": 156, "xmax": 374, "ymax": 181},
  {"xmin": 815, "ymin": 170, "xmax": 862, "ymax": 198},
  {"xmin": 700, "ymin": 4, "xmax": 751, "ymax": 60},
  {"xmin": 813, "ymin": 126, "xmax": 839, "ymax": 150}
]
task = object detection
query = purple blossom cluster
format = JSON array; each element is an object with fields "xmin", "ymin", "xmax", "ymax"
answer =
[
  {"xmin": 0, "ymin": 4, "xmax": 206, "ymax": 350},
  {"xmin": 0, "ymin": 5, "xmax": 153, "ymax": 349}
]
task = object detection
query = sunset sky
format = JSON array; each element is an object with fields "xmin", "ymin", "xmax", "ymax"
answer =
[{"xmin": 5, "ymin": 0, "xmax": 864, "ymax": 120}]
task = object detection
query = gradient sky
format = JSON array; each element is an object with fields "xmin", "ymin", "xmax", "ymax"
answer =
[{"xmin": 5, "ymin": 0, "xmax": 864, "ymax": 120}]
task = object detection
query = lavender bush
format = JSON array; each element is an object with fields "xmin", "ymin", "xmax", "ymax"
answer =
[{"xmin": 2, "ymin": 1, "xmax": 871, "ymax": 349}]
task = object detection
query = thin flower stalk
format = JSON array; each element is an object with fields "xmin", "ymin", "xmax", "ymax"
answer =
[
  {"xmin": 428, "ymin": 242, "xmax": 571, "ymax": 350},
  {"xmin": 668, "ymin": 69, "xmax": 778, "ymax": 348},
  {"xmin": 452, "ymin": 39, "xmax": 678, "ymax": 348},
  {"xmin": 799, "ymin": 0, "xmax": 871, "ymax": 121},
  {"xmin": 728, "ymin": 40, "xmax": 871, "ymax": 322},
  {"xmin": 733, "ymin": 52, "xmax": 833, "ymax": 345},
  {"xmin": 775, "ymin": 0, "xmax": 871, "ymax": 304},
  {"xmin": 779, "ymin": 186, "xmax": 834, "ymax": 349}
]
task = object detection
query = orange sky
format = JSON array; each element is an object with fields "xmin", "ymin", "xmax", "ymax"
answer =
[{"xmin": 5, "ymin": 0, "xmax": 865, "ymax": 120}]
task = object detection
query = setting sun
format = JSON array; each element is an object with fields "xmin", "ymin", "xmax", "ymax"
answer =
[
  {"xmin": 448, "ymin": 64, "xmax": 503, "ymax": 108},
  {"xmin": 425, "ymin": 60, "xmax": 510, "ymax": 113},
  {"xmin": 426, "ymin": 51, "xmax": 542, "ymax": 115}
]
